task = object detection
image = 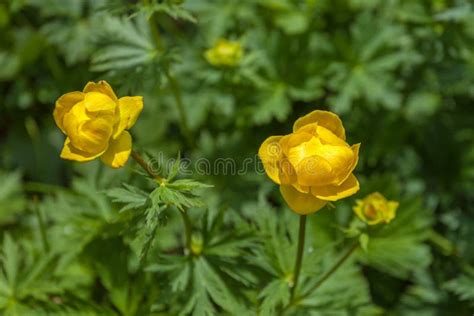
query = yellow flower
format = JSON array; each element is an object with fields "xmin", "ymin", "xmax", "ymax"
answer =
[
  {"xmin": 353, "ymin": 192, "xmax": 399, "ymax": 225},
  {"xmin": 259, "ymin": 110, "xmax": 360, "ymax": 215},
  {"xmin": 53, "ymin": 81, "xmax": 143, "ymax": 168},
  {"xmin": 205, "ymin": 39, "xmax": 243, "ymax": 67}
]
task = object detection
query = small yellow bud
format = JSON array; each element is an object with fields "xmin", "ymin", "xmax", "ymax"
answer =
[
  {"xmin": 353, "ymin": 192, "xmax": 399, "ymax": 225},
  {"xmin": 190, "ymin": 233, "xmax": 203, "ymax": 256},
  {"xmin": 205, "ymin": 39, "xmax": 243, "ymax": 67}
]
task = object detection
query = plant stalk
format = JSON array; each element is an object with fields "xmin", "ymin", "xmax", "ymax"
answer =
[
  {"xmin": 33, "ymin": 196, "xmax": 50, "ymax": 253},
  {"xmin": 164, "ymin": 67, "xmax": 194, "ymax": 148},
  {"xmin": 299, "ymin": 242, "xmax": 359, "ymax": 302},
  {"xmin": 131, "ymin": 150, "xmax": 164, "ymax": 183},
  {"xmin": 290, "ymin": 215, "xmax": 307, "ymax": 300},
  {"xmin": 180, "ymin": 211, "xmax": 192, "ymax": 254},
  {"xmin": 282, "ymin": 241, "xmax": 359, "ymax": 313}
]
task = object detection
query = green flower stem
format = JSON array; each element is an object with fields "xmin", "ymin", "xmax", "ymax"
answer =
[
  {"xmin": 143, "ymin": 3, "xmax": 192, "ymax": 147},
  {"xmin": 33, "ymin": 196, "xmax": 50, "ymax": 253},
  {"xmin": 429, "ymin": 229, "xmax": 455, "ymax": 255},
  {"xmin": 164, "ymin": 66, "xmax": 194, "ymax": 148},
  {"xmin": 296, "ymin": 242, "xmax": 359, "ymax": 304},
  {"xmin": 180, "ymin": 211, "xmax": 192, "ymax": 255},
  {"xmin": 131, "ymin": 150, "xmax": 164, "ymax": 183},
  {"xmin": 282, "ymin": 241, "xmax": 359, "ymax": 313},
  {"xmin": 145, "ymin": 0, "xmax": 164, "ymax": 52},
  {"xmin": 290, "ymin": 215, "xmax": 307, "ymax": 300}
]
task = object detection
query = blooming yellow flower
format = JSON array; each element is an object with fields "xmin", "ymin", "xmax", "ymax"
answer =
[
  {"xmin": 53, "ymin": 81, "xmax": 143, "ymax": 168},
  {"xmin": 205, "ymin": 39, "xmax": 243, "ymax": 67},
  {"xmin": 258, "ymin": 110, "xmax": 360, "ymax": 215},
  {"xmin": 353, "ymin": 192, "xmax": 399, "ymax": 225}
]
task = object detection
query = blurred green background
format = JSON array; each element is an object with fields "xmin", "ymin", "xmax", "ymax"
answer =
[{"xmin": 0, "ymin": 0, "xmax": 473, "ymax": 315}]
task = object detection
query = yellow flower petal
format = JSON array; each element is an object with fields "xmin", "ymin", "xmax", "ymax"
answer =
[
  {"xmin": 80, "ymin": 118, "xmax": 114, "ymax": 153},
  {"xmin": 296, "ymin": 144, "xmax": 354, "ymax": 186},
  {"xmin": 337, "ymin": 143, "xmax": 360, "ymax": 185},
  {"xmin": 259, "ymin": 139, "xmax": 297, "ymax": 185},
  {"xmin": 315, "ymin": 125, "xmax": 348, "ymax": 147},
  {"xmin": 258, "ymin": 136, "xmax": 284, "ymax": 184},
  {"xmin": 287, "ymin": 135, "xmax": 321, "ymax": 168},
  {"xmin": 280, "ymin": 185, "xmax": 327, "ymax": 215},
  {"xmin": 63, "ymin": 101, "xmax": 90, "ymax": 149},
  {"xmin": 60, "ymin": 137, "xmax": 105, "ymax": 162},
  {"xmin": 113, "ymin": 96, "xmax": 144, "ymax": 138},
  {"xmin": 310, "ymin": 173, "xmax": 360, "ymax": 201},
  {"xmin": 83, "ymin": 80, "xmax": 118, "ymax": 102},
  {"xmin": 296, "ymin": 124, "xmax": 348, "ymax": 147},
  {"xmin": 292, "ymin": 183, "xmax": 310, "ymax": 193},
  {"xmin": 84, "ymin": 92, "xmax": 117, "ymax": 113},
  {"xmin": 295, "ymin": 154, "xmax": 334, "ymax": 186},
  {"xmin": 293, "ymin": 110, "xmax": 346, "ymax": 140},
  {"xmin": 100, "ymin": 131, "xmax": 132, "ymax": 169},
  {"xmin": 353, "ymin": 200, "xmax": 365, "ymax": 222},
  {"xmin": 385, "ymin": 201, "xmax": 399, "ymax": 223},
  {"xmin": 53, "ymin": 92, "xmax": 84, "ymax": 133},
  {"xmin": 62, "ymin": 101, "xmax": 113, "ymax": 154}
]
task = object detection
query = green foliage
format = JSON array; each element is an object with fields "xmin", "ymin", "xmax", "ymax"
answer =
[
  {"xmin": 1, "ymin": 0, "xmax": 473, "ymax": 314},
  {"xmin": 91, "ymin": 13, "xmax": 160, "ymax": 79},
  {"xmin": 359, "ymin": 198, "xmax": 433, "ymax": 279},
  {"xmin": 151, "ymin": 179, "xmax": 212, "ymax": 211},
  {"xmin": 445, "ymin": 267, "xmax": 474, "ymax": 304},
  {"xmin": 147, "ymin": 208, "xmax": 257, "ymax": 315},
  {"xmin": 0, "ymin": 170, "xmax": 25, "ymax": 223},
  {"xmin": 107, "ymin": 183, "xmax": 150, "ymax": 213},
  {"xmin": 0, "ymin": 234, "xmax": 94, "ymax": 315}
]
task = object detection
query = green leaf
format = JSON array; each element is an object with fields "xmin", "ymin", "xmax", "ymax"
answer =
[
  {"xmin": 150, "ymin": 179, "xmax": 212, "ymax": 211},
  {"xmin": 90, "ymin": 12, "xmax": 161, "ymax": 83},
  {"xmin": 1, "ymin": 234, "xmax": 19, "ymax": 291},
  {"xmin": 405, "ymin": 92, "xmax": 441, "ymax": 121},
  {"xmin": 297, "ymin": 256, "xmax": 376, "ymax": 314},
  {"xmin": 253, "ymin": 84, "xmax": 290, "ymax": 124},
  {"xmin": 0, "ymin": 170, "xmax": 26, "ymax": 223},
  {"xmin": 194, "ymin": 257, "xmax": 248, "ymax": 314},
  {"xmin": 147, "ymin": 2, "xmax": 197, "ymax": 23},
  {"xmin": 258, "ymin": 279, "xmax": 290, "ymax": 315},
  {"xmin": 274, "ymin": 11, "xmax": 309, "ymax": 35},
  {"xmin": 444, "ymin": 267, "xmax": 474, "ymax": 303},
  {"xmin": 359, "ymin": 198, "xmax": 433, "ymax": 278},
  {"xmin": 0, "ymin": 235, "xmax": 65, "ymax": 311},
  {"xmin": 167, "ymin": 152, "xmax": 181, "ymax": 181},
  {"xmin": 106, "ymin": 184, "xmax": 149, "ymax": 213},
  {"xmin": 166, "ymin": 179, "xmax": 213, "ymax": 191},
  {"xmin": 147, "ymin": 255, "xmax": 192, "ymax": 293},
  {"xmin": 359, "ymin": 233, "xmax": 369, "ymax": 252}
]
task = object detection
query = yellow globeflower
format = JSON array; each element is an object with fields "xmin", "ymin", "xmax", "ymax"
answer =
[
  {"xmin": 258, "ymin": 110, "xmax": 360, "ymax": 215},
  {"xmin": 353, "ymin": 192, "xmax": 399, "ymax": 225},
  {"xmin": 53, "ymin": 81, "xmax": 143, "ymax": 168},
  {"xmin": 205, "ymin": 39, "xmax": 243, "ymax": 67}
]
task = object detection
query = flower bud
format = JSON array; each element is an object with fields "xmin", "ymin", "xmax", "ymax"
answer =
[
  {"xmin": 353, "ymin": 192, "xmax": 398, "ymax": 225},
  {"xmin": 205, "ymin": 39, "xmax": 243, "ymax": 67}
]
